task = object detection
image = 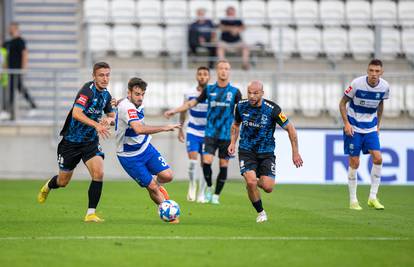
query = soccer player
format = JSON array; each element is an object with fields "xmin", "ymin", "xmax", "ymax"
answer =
[
  {"xmin": 165, "ymin": 60, "xmax": 242, "ymax": 204},
  {"xmin": 178, "ymin": 66, "xmax": 209, "ymax": 202},
  {"xmin": 339, "ymin": 59, "xmax": 389, "ymax": 211},
  {"xmin": 115, "ymin": 77, "xmax": 181, "ymax": 221},
  {"xmin": 228, "ymin": 81, "xmax": 303, "ymax": 223},
  {"xmin": 37, "ymin": 62, "xmax": 114, "ymax": 222}
]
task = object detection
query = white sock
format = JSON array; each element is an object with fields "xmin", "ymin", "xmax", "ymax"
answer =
[
  {"xmin": 188, "ymin": 160, "xmax": 197, "ymax": 185},
  {"xmin": 197, "ymin": 170, "xmax": 207, "ymax": 199},
  {"xmin": 348, "ymin": 167, "xmax": 358, "ymax": 203},
  {"xmin": 87, "ymin": 208, "xmax": 96, "ymax": 215},
  {"xmin": 369, "ymin": 164, "xmax": 382, "ymax": 200}
]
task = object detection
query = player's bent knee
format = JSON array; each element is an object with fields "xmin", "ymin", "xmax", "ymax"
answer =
[
  {"xmin": 245, "ymin": 179, "xmax": 257, "ymax": 190},
  {"xmin": 158, "ymin": 169, "xmax": 173, "ymax": 183},
  {"xmin": 263, "ymin": 186, "xmax": 273, "ymax": 193}
]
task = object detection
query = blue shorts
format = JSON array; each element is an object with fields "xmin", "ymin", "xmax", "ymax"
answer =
[
  {"xmin": 343, "ymin": 131, "xmax": 380, "ymax": 156},
  {"xmin": 186, "ymin": 133, "xmax": 204, "ymax": 154},
  {"xmin": 117, "ymin": 144, "xmax": 170, "ymax": 187}
]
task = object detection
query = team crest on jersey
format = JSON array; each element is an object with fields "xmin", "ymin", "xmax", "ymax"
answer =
[
  {"xmin": 278, "ymin": 112, "xmax": 287, "ymax": 123},
  {"xmin": 76, "ymin": 94, "xmax": 88, "ymax": 106},
  {"xmin": 226, "ymin": 92, "xmax": 233, "ymax": 101},
  {"xmin": 376, "ymin": 93, "xmax": 380, "ymax": 99},
  {"xmin": 261, "ymin": 114, "xmax": 268, "ymax": 124},
  {"xmin": 128, "ymin": 109, "xmax": 138, "ymax": 119},
  {"xmin": 345, "ymin": 86, "xmax": 353, "ymax": 94}
]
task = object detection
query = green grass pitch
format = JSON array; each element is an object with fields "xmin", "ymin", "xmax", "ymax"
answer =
[{"xmin": 0, "ymin": 180, "xmax": 413, "ymax": 267}]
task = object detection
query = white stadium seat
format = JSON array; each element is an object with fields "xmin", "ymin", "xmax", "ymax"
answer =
[
  {"xmin": 243, "ymin": 26, "xmax": 270, "ymax": 49},
  {"xmin": 138, "ymin": 26, "xmax": 164, "ymax": 56},
  {"xmin": 379, "ymin": 28, "xmax": 401, "ymax": 60},
  {"xmin": 270, "ymin": 26, "xmax": 296, "ymax": 57},
  {"xmin": 383, "ymin": 82, "xmax": 404, "ymax": 118},
  {"xmin": 323, "ymin": 27, "xmax": 348, "ymax": 59},
  {"xmin": 241, "ymin": 0, "xmax": 266, "ymax": 26},
  {"xmin": 398, "ymin": 1, "xmax": 414, "ymax": 26},
  {"xmin": 298, "ymin": 82, "xmax": 324, "ymax": 117},
  {"xmin": 296, "ymin": 27, "xmax": 322, "ymax": 60},
  {"xmin": 267, "ymin": 0, "xmax": 293, "ymax": 26},
  {"xmin": 112, "ymin": 25, "xmax": 138, "ymax": 58},
  {"xmin": 166, "ymin": 81, "xmax": 191, "ymax": 108},
  {"xmin": 319, "ymin": 0, "xmax": 345, "ymax": 26},
  {"xmin": 189, "ymin": 0, "xmax": 213, "ymax": 20},
  {"xmin": 136, "ymin": 0, "xmax": 162, "ymax": 24},
  {"xmin": 402, "ymin": 28, "xmax": 414, "ymax": 58},
  {"xmin": 110, "ymin": 0, "xmax": 135, "ymax": 23},
  {"xmin": 275, "ymin": 81, "xmax": 298, "ymax": 116},
  {"xmin": 88, "ymin": 24, "xmax": 111, "ymax": 54},
  {"xmin": 346, "ymin": 0, "xmax": 371, "ymax": 26},
  {"xmin": 372, "ymin": 1, "xmax": 397, "ymax": 26},
  {"xmin": 324, "ymin": 81, "xmax": 344, "ymax": 117},
  {"xmin": 348, "ymin": 27, "xmax": 374, "ymax": 60},
  {"xmin": 293, "ymin": 0, "xmax": 319, "ymax": 26},
  {"xmin": 406, "ymin": 84, "xmax": 414, "ymax": 117},
  {"xmin": 214, "ymin": 0, "xmax": 240, "ymax": 21},
  {"xmin": 163, "ymin": 0, "xmax": 188, "ymax": 25},
  {"xmin": 165, "ymin": 26, "xmax": 187, "ymax": 54},
  {"xmin": 83, "ymin": 0, "xmax": 109, "ymax": 23},
  {"xmin": 143, "ymin": 81, "xmax": 166, "ymax": 110}
]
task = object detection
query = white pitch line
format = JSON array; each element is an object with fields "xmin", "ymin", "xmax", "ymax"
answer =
[{"xmin": 0, "ymin": 236, "xmax": 411, "ymax": 241}]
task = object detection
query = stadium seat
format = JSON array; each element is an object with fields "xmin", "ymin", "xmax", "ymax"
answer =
[
  {"xmin": 189, "ymin": 0, "xmax": 213, "ymax": 20},
  {"xmin": 136, "ymin": 0, "xmax": 162, "ymax": 24},
  {"xmin": 241, "ymin": 0, "xmax": 266, "ymax": 26},
  {"xmin": 323, "ymin": 27, "xmax": 348, "ymax": 59},
  {"xmin": 112, "ymin": 25, "xmax": 138, "ymax": 58},
  {"xmin": 383, "ymin": 82, "xmax": 404, "ymax": 118},
  {"xmin": 402, "ymin": 28, "xmax": 414, "ymax": 58},
  {"xmin": 163, "ymin": 0, "xmax": 188, "ymax": 25},
  {"xmin": 298, "ymin": 81, "xmax": 324, "ymax": 117},
  {"xmin": 270, "ymin": 26, "xmax": 296, "ymax": 57},
  {"xmin": 243, "ymin": 26, "xmax": 270, "ymax": 50},
  {"xmin": 87, "ymin": 24, "xmax": 111, "ymax": 55},
  {"xmin": 293, "ymin": 0, "xmax": 319, "ymax": 26},
  {"xmin": 267, "ymin": 0, "xmax": 293, "ymax": 26},
  {"xmin": 214, "ymin": 0, "xmax": 240, "ymax": 21},
  {"xmin": 348, "ymin": 27, "xmax": 374, "ymax": 60},
  {"xmin": 275, "ymin": 81, "xmax": 298, "ymax": 116},
  {"xmin": 324, "ymin": 81, "xmax": 344, "ymax": 117},
  {"xmin": 83, "ymin": 0, "xmax": 109, "ymax": 23},
  {"xmin": 138, "ymin": 26, "xmax": 164, "ymax": 57},
  {"xmin": 398, "ymin": 1, "xmax": 414, "ymax": 26},
  {"xmin": 319, "ymin": 0, "xmax": 345, "ymax": 26},
  {"xmin": 372, "ymin": 1, "xmax": 397, "ymax": 26},
  {"xmin": 165, "ymin": 26, "xmax": 187, "ymax": 55},
  {"xmin": 110, "ymin": 0, "xmax": 135, "ymax": 23},
  {"xmin": 166, "ymin": 81, "xmax": 191, "ymax": 108},
  {"xmin": 296, "ymin": 27, "xmax": 322, "ymax": 60},
  {"xmin": 406, "ymin": 84, "xmax": 414, "ymax": 117},
  {"xmin": 379, "ymin": 27, "xmax": 401, "ymax": 60},
  {"xmin": 346, "ymin": 0, "xmax": 371, "ymax": 26},
  {"xmin": 142, "ymin": 80, "xmax": 166, "ymax": 109}
]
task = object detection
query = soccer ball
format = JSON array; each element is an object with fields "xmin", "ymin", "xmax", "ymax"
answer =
[{"xmin": 158, "ymin": 200, "xmax": 180, "ymax": 222}]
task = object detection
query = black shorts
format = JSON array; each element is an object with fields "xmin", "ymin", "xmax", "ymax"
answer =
[
  {"xmin": 203, "ymin": 137, "xmax": 231, "ymax": 159},
  {"xmin": 238, "ymin": 149, "xmax": 276, "ymax": 178},
  {"xmin": 57, "ymin": 139, "xmax": 104, "ymax": 171}
]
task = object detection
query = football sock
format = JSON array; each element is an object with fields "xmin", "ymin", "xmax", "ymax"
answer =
[
  {"xmin": 87, "ymin": 208, "xmax": 96, "ymax": 215},
  {"xmin": 348, "ymin": 167, "xmax": 358, "ymax": 203},
  {"xmin": 88, "ymin": 180, "xmax": 103, "ymax": 209},
  {"xmin": 369, "ymin": 164, "xmax": 382, "ymax": 200},
  {"xmin": 252, "ymin": 199, "xmax": 264, "ymax": 213},
  {"xmin": 47, "ymin": 175, "xmax": 59, "ymax": 189},
  {"xmin": 214, "ymin": 167, "xmax": 228, "ymax": 195},
  {"xmin": 189, "ymin": 159, "xmax": 197, "ymax": 183},
  {"xmin": 203, "ymin": 163, "xmax": 213, "ymax": 187}
]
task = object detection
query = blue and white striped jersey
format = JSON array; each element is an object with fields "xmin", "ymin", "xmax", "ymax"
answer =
[
  {"xmin": 185, "ymin": 87, "xmax": 208, "ymax": 137},
  {"xmin": 115, "ymin": 98, "xmax": 152, "ymax": 157},
  {"xmin": 345, "ymin": 75, "xmax": 389, "ymax": 134}
]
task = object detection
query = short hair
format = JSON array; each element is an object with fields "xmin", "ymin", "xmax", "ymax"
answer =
[
  {"xmin": 368, "ymin": 59, "xmax": 383, "ymax": 68},
  {"xmin": 93, "ymin": 62, "xmax": 110, "ymax": 74},
  {"xmin": 128, "ymin": 77, "xmax": 147, "ymax": 91},
  {"xmin": 197, "ymin": 66, "xmax": 210, "ymax": 73},
  {"xmin": 9, "ymin": 21, "xmax": 19, "ymax": 27},
  {"xmin": 215, "ymin": 59, "xmax": 231, "ymax": 68}
]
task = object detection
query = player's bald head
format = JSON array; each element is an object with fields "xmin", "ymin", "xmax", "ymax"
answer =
[{"xmin": 247, "ymin": 80, "xmax": 263, "ymax": 92}]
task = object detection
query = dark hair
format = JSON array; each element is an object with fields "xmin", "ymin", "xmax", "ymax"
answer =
[
  {"xmin": 9, "ymin": 21, "xmax": 19, "ymax": 27},
  {"xmin": 93, "ymin": 62, "xmax": 110, "ymax": 74},
  {"xmin": 197, "ymin": 66, "xmax": 210, "ymax": 73},
  {"xmin": 128, "ymin": 77, "xmax": 147, "ymax": 91},
  {"xmin": 368, "ymin": 59, "xmax": 383, "ymax": 67}
]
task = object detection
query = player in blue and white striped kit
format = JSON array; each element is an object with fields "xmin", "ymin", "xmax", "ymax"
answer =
[
  {"xmin": 339, "ymin": 59, "xmax": 389, "ymax": 211},
  {"xmin": 178, "ymin": 67, "xmax": 209, "ymax": 202}
]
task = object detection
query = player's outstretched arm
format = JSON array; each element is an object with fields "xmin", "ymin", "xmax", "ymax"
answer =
[
  {"xmin": 228, "ymin": 122, "xmax": 240, "ymax": 156},
  {"xmin": 178, "ymin": 99, "xmax": 187, "ymax": 143},
  {"xmin": 339, "ymin": 95, "xmax": 353, "ymax": 136},
  {"xmin": 377, "ymin": 100, "xmax": 384, "ymax": 133},
  {"xmin": 130, "ymin": 120, "xmax": 181, "ymax": 135},
  {"xmin": 283, "ymin": 122, "xmax": 303, "ymax": 168},
  {"xmin": 164, "ymin": 99, "xmax": 198, "ymax": 119},
  {"xmin": 72, "ymin": 106, "xmax": 110, "ymax": 139}
]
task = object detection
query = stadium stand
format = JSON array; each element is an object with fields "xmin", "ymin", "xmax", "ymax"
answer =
[
  {"xmin": 319, "ymin": 0, "xmax": 345, "ymax": 26},
  {"xmin": 346, "ymin": 0, "xmax": 371, "ymax": 26},
  {"xmin": 214, "ymin": 0, "xmax": 240, "ymax": 21},
  {"xmin": 189, "ymin": 0, "xmax": 214, "ymax": 20},
  {"xmin": 83, "ymin": 0, "xmax": 109, "ymax": 23},
  {"xmin": 240, "ymin": 0, "xmax": 267, "ymax": 26},
  {"xmin": 398, "ymin": 0, "xmax": 414, "ymax": 26},
  {"xmin": 293, "ymin": 0, "xmax": 319, "ymax": 26},
  {"xmin": 112, "ymin": 25, "xmax": 138, "ymax": 58},
  {"xmin": 163, "ymin": 0, "xmax": 188, "ymax": 25},
  {"xmin": 372, "ymin": 0, "xmax": 397, "ymax": 26},
  {"xmin": 348, "ymin": 27, "xmax": 375, "ymax": 60},
  {"xmin": 296, "ymin": 27, "xmax": 322, "ymax": 60},
  {"xmin": 322, "ymin": 27, "xmax": 348, "ymax": 60},
  {"xmin": 267, "ymin": 0, "xmax": 293, "ymax": 25},
  {"xmin": 136, "ymin": 0, "xmax": 162, "ymax": 24},
  {"xmin": 110, "ymin": 0, "xmax": 136, "ymax": 23}
]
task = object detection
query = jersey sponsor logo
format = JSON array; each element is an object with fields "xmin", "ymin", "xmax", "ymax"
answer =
[
  {"xmin": 261, "ymin": 114, "xmax": 268, "ymax": 124},
  {"xmin": 210, "ymin": 101, "xmax": 230, "ymax": 107},
  {"xmin": 210, "ymin": 93, "xmax": 217, "ymax": 96},
  {"xmin": 278, "ymin": 112, "xmax": 287, "ymax": 123},
  {"xmin": 226, "ymin": 92, "xmax": 233, "ymax": 101},
  {"xmin": 128, "ymin": 109, "xmax": 138, "ymax": 119},
  {"xmin": 76, "ymin": 94, "xmax": 89, "ymax": 106},
  {"xmin": 345, "ymin": 86, "xmax": 353, "ymax": 94}
]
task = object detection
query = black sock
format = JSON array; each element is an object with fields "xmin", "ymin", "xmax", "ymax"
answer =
[
  {"xmin": 47, "ymin": 175, "xmax": 59, "ymax": 189},
  {"xmin": 88, "ymin": 181, "xmax": 103, "ymax": 209},
  {"xmin": 203, "ymin": 163, "xmax": 213, "ymax": 187},
  {"xmin": 252, "ymin": 199, "xmax": 264, "ymax": 213},
  {"xmin": 214, "ymin": 167, "xmax": 228, "ymax": 195}
]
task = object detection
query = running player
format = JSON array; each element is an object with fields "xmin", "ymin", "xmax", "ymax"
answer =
[
  {"xmin": 165, "ymin": 60, "xmax": 242, "ymax": 204},
  {"xmin": 228, "ymin": 81, "xmax": 303, "ymax": 223},
  {"xmin": 37, "ymin": 62, "xmax": 114, "ymax": 223},
  {"xmin": 178, "ymin": 66, "xmax": 209, "ymax": 202},
  {"xmin": 115, "ymin": 77, "xmax": 181, "ymax": 221},
  {"xmin": 339, "ymin": 59, "xmax": 389, "ymax": 210}
]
